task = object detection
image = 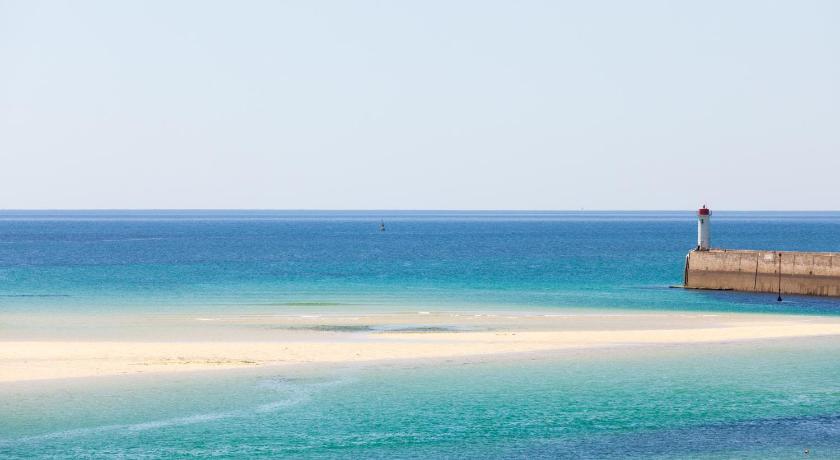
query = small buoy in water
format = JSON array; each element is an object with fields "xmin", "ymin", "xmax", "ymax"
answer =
[{"xmin": 805, "ymin": 448, "xmax": 810, "ymax": 455}]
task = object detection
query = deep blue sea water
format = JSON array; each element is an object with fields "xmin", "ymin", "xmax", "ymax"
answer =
[
  {"xmin": 3, "ymin": 211, "xmax": 840, "ymax": 459},
  {"xmin": 1, "ymin": 210, "xmax": 839, "ymax": 314}
]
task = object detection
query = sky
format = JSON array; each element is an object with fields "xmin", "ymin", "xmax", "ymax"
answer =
[{"xmin": 0, "ymin": 1, "xmax": 838, "ymax": 210}]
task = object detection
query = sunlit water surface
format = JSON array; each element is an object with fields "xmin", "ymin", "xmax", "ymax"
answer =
[{"xmin": 2, "ymin": 211, "xmax": 840, "ymax": 458}]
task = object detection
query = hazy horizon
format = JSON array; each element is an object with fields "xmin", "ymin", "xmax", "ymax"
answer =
[{"xmin": 2, "ymin": 1, "xmax": 838, "ymax": 210}]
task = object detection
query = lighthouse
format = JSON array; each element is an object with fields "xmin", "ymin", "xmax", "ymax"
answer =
[{"xmin": 697, "ymin": 205, "xmax": 711, "ymax": 250}]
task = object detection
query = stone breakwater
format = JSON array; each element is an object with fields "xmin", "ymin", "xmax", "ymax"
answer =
[{"xmin": 684, "ymin": 249, "xmax": 840, "ymax": 297}]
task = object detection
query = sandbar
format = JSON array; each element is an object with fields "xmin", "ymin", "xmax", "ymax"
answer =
[{"xmin": 2, "ymin": 310, "xmax": 840, "ymax": 382}]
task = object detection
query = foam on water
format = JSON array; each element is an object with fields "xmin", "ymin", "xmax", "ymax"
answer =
[
  {"xmin": 1, "ymin": 412, "xmax": 241, "ymax": 446},
  {"xmin": 1, "ymin": 374, "xmax": 355, "ymax": 448},
  {"xmin": 255, "ymin": 375, "xmax": 357, "ymax": 412}
]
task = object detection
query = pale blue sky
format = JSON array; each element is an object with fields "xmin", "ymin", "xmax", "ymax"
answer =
[{"xmin": 1, "ymin": 1, "xmax": 837, "ymax": 210}]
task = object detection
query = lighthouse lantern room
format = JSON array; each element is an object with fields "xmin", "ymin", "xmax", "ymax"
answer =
[{"xmin": 697, "ymin": 205, "xmax": 711, "ymax": 250}]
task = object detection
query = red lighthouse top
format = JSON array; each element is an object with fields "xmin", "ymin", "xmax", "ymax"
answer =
[{"xmin": 698, "ymin": 205, "xmax": 710, "ymax": 216}]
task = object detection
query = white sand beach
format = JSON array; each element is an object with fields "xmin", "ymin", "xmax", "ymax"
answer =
[{"xmin": 3, "ymin": 310, "xmax": 840, "ymax": 382}]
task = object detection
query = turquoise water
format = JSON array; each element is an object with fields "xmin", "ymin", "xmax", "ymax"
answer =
[
  {"xmin": 2, "ymin": 211, "xmax": 840, "ymax": 458},
  {"xmin": 1, "ymin": 210, "xmax": 840, "ymax": 314},
  {"xmin": 3, "ymin": 338, "xmax": 840, "ymax": 458}
]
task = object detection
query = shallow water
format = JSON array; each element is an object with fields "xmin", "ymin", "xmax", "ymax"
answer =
[{"xmin": 2, "ymin": 338, "xmax": 840, "ymax": 458}]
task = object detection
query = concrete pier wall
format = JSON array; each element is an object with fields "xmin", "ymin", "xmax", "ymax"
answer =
[{"xmin": 684, "ymin": 249, "xmax": 840, "ymax": 297}]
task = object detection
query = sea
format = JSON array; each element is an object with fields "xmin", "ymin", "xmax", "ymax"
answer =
[{"xmin": 2, "ymin": 210, "xmax": 840, "ymax": 458}]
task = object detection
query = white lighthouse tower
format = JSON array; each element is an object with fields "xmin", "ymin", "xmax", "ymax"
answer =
[{"xmin": 697, "ymin": 205, "xmax": 711, "ymax": 250}]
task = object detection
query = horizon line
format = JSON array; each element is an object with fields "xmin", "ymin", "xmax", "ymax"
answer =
[{"xmin": 2, "ymin": 208, "xmax": 840, "ymax": 213}]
